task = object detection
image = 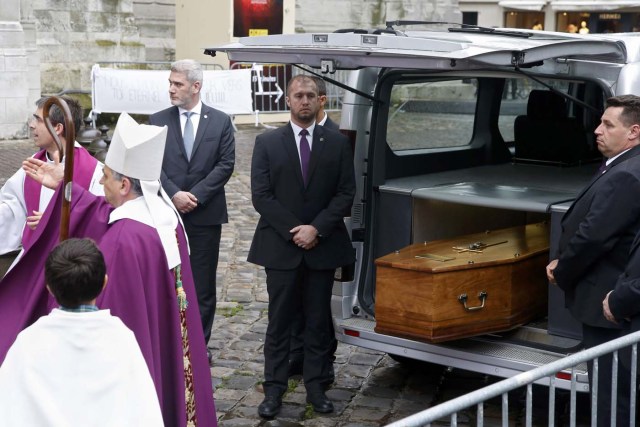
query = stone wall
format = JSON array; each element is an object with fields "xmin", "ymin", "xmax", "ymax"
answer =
[
  {"xmin": 30, "ymin": 0, "xmax": 146, "ymax": 93},
  {"xmin": 0, "ymin": 0, "xmax": 40, "ymax": 139},
  {"xmin": 133, "ymin": 0, "xmax": 175, "ymax": 61},
  {"xmin": 0, "ymin": 22, "xmax": 30, "ymax": 138},
  {"xmin": 0, "ymin": 0, "xmax": 460, "ymax": 139},
  {"xmin": 295, "ymin": 0, "xmax": 461, "ymax": 33},
  {"xmin": 23, "ymin": 0, "xmax": 460, "ymax": 93}
]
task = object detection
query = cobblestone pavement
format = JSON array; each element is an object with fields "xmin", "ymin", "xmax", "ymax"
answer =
[
  {"xmin": 0, "ymin": 139, "xmax": 37, "ymax": 186},
  {"xmin": 0, "ymin": 126, "xmax": 582, "ymax": 427}
]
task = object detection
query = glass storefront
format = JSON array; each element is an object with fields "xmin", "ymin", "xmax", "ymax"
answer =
[
  {"xmin": 556, "ymin": 11, "xmax": 640, "ymax": 33},
  {"xmin": 504, "ymin": 11, "xmax": 545, "ymax": 30},
  {"xmin": 500, "ymin": 2, "xmax": 640, "ymax": 33}
]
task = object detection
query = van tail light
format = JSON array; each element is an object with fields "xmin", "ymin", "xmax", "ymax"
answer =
[
  {"xmin": 555, "ymin": 371, "xmax": 572, "ymax": 381},
  {"xmin": 344, "ymin": 329, "xmax": 360, "ymax": 337}
]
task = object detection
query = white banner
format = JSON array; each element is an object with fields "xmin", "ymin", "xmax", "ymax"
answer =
[{"xmin": 91, "ymin": 65, "xmax": 253, "ymax": 115}]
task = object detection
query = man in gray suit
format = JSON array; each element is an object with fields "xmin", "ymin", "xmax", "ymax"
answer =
[{"xmin": 150, "ymin": 59, "xmax": 235, "ymax": 361}]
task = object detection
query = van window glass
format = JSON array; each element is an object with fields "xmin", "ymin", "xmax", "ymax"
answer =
[
  {"xmin": 387, "ymin": 79, "xmax": 477, "ymax": 151},
  {"xmin": 499, "ymin": 78, "xmax": 572, "ymax": 143}
]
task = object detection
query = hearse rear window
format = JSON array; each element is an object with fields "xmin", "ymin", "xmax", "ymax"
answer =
[
  {"xmin": 386, "ymin": 79, "xmax": 477, "ymax": 151},
  {"xmin": 498, "ymin": 78, "xmax": 572, "ymax": 143}
]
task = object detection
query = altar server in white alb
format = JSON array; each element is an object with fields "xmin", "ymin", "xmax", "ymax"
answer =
[
  {"xmin": 0, "ymin": 238, "xmax": 163, "ymax": 426},
  {"xmin": 0, "ymin": 96, "xmax": 103, "ymax": 260}
]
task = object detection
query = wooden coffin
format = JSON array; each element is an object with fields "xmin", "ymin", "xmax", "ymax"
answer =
[{"xmin": 374, "ymin": 223, "xmax": 549, "ymax": 343}]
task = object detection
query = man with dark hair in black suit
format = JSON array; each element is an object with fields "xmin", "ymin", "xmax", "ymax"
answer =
[
  {"xmin": 313, "ymin": 76, "xmax": 339, "ymax": 131},
  {"xmin": 548, "ymin": 94, "xmax": 640, "ymax": 426},
  {"xmin": 249, "ymin": 74, "xmax": 355, "ymax": 418},
  {"xmin": 288, "ymin": 75, "xmax": 341, "ymax": 384}
]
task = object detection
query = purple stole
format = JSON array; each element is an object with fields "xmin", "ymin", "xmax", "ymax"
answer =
[{"xmin": 22, "ymin": 147, "xmax": 98, "ymax": 250}]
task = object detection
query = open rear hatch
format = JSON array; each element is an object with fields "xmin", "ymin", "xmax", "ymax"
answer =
[{"xmin": 205, "ymin": 30, "xmax": 627, "ymax": 71}]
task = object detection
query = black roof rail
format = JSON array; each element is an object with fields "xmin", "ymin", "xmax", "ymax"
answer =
[
  {"xmin": 333, "ymin": 28, "xmax": 403, "ymax": 36},
  {"xmin": 372, "ymin": 28, "xmax": 397, "ymax": 35},
  {"xmin": 385, "ymin": 20, "xmax": 533, "ymax": 38},
  {"xmin": 333, "ymin": 28, "xmax": 370, "ymax": 34}
]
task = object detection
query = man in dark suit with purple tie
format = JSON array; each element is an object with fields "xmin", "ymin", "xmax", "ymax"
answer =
[
  {"xmin": 248, "ymin": 75, "xmax": 355, "ymax": 418},
  {"xmin": 288, "ymin": 75, "xmax": 341, "ymax": 384}
]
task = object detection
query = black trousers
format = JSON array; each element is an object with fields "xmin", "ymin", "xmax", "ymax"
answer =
[
  {"xmin": 184, "ymin": 222, "xmax": 221, "ymax": 344},
  {"xmin": 263, "ymin": 263, "xmax": 334, "ymax": 396},
  {"xmin": 290, "ymin": 304, "xmax": 337, "ymax": 365},
  {"xmin": 583, "ymin": 323, "xmax": 632, "ymax": 427}
]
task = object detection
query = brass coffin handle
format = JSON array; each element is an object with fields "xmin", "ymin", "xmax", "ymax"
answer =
[{"xmin": 458, "ymin": 291, "xmax": 488, "ymax": 311}]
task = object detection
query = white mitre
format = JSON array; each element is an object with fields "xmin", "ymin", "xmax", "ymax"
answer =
[
  {"xmin": 106, "ymin": 112, "xmax": 182, "ymax": 269},
  {"xmin": 106, "ymin": 112, "xmax": 166, "ymax": 180}
]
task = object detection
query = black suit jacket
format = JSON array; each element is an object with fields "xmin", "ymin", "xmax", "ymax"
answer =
[
  {"xmin": 248, "ymin": 123, "xmax": 355, "ymax": 270},
  {"xmin": 555, "ymin": 145, "xmax": 640, "ymax": 328},
  {"xmin": 149, "ymin": 103, "xmax": 235, "ymax": 226},
  {"xmin": 606, "ymin": 224, "xmax": 640, "ymax": 369},
  {"xmin": 610, "ymin": 235, "xmax": 640, "ymax": 321},
  {"xmin": 322, "ymin": 116, "xmax": 339, "ymax": 131}
]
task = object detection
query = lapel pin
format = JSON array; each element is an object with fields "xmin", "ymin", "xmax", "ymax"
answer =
[
  {"xmin": 204, "ymin": 115, "xmax": 208, "ymax": 119},
  {"xmin": 320, "ymin": 137, "xmax": 324, "ymax": 142}
]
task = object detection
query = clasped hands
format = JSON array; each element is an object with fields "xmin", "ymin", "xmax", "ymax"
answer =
[
  {"xmin": 172, "ymin": 191, "xmax": 198, "ymax": 214},
  {"xmin": 290, "ymin": 225, "xmax": 318, "ymax": 250}
]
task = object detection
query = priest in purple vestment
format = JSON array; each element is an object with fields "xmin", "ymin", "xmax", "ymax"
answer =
[
  {"xmin": 0, "ymin": 96, "xmax": 103, "ymax": 261},
  {"xmin": 6, "ymin": 113, "xmax": 217, "ymax": 427}
]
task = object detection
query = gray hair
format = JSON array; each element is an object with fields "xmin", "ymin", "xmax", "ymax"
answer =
[
  {"xmin": 171, "ymin": 59, "xmax": 203, "ymax": 84},
  {"xmin": 112, "ymin": 171, "xmax": 143, "ymax": 197}
]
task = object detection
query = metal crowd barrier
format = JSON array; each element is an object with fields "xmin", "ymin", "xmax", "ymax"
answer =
[
  {"xmin": 229, "ymin": 62, "xmax": 349, "ymax": 113},
  {"xmin": 387, "ymin": 330, "xmax": 640, "ymax": 427}
]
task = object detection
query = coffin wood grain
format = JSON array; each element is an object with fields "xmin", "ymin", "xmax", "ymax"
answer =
[{"xmin": 374, "ymin": 223, "xmax": 549, "ymax": 343}]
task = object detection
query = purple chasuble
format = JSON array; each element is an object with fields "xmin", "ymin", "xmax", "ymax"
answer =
[
  {"xmin": 22, "ymin": 147, "xmax": 98, "ymax": 250},
  {"xmin": 0, "ymin": 184, "xmax": 217, "ymax": 427}
]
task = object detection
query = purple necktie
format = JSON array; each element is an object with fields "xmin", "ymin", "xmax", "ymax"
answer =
[{"xmin": 299, "ymin": 129, "xmax": 311, "ymax": 185}]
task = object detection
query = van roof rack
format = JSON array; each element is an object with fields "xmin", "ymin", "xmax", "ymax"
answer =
[{"xmin": 385, "ymin": 20, "xmax": 533, "ymax": 38}]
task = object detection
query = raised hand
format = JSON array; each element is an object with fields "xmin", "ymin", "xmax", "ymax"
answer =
[{"xmin": 22, "ymin": 153, "xmax": 63, "ymax": 190}]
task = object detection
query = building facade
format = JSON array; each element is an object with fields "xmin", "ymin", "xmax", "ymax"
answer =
[
  {"xmin": 460, "ymin": 0, "xmax": 640, "ymax": 32},
  {"xmin": 0, "ymin": 0, "xmax": 462, "ymax": 139}
]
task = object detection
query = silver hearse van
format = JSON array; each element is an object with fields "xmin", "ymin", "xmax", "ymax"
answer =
[{"xmin": 206, "ymin": 23, "xmax": 640, "ymax": 391}]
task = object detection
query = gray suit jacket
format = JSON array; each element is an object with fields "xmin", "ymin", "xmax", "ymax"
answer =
[{"xmin": 149, "ymin": 103, "xmax": 235, "ymax": 226}]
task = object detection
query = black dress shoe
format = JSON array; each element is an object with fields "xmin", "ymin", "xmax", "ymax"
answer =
[
  {"xmin": 258, "ymin": 395, "xmax": 282, "ymax": 418},
  {"xmin": 306, "ymin": 391, "xmax": 334, "ymax": 413}
]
